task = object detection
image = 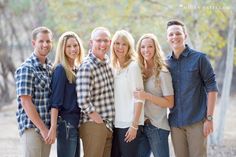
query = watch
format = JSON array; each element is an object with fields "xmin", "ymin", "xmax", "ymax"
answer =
[{"xmin": 206, "ymin": 115, "xmax": 213, "ymax": 121}]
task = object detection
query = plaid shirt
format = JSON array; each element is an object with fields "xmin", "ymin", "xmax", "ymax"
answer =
[
  {"xmin": 76, "ymin": 52, "xmax": 115, "ymax": 131},
  {"xmin": 15, "ymin": 53, "xmax": 52, "ymax": 136}
]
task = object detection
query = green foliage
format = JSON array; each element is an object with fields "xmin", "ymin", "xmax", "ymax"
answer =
[
  {"xmin": 171, "ymin": 0, "xmax": 231, "ymax": 62},
  {"xmin": 8, "ymin": 0, "xmax": 32, "ymax": 15},
  {"xmin": 17, "ymin": 0, "xmax": 234, "ymax": 66}
]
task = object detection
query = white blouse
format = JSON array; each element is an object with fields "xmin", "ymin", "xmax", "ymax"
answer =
[{"xmin": 114, "ymin": 61, "xmax": 144, "ymax": 128}]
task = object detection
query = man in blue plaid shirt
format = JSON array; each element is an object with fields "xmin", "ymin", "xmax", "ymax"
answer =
[
  {"xmin": 15, "ymin": 26, "xmax": 53, "ymax": 157},
  {"xmin": 76, "ymin": 27, "xmax": 115, "ymax": 157}
]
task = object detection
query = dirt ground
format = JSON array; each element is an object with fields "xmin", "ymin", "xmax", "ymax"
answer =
[{"xmin": 0, "ymin": 98, "xmax": 235, "ymax": 157}]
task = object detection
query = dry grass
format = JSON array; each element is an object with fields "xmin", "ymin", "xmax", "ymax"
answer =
[{"xmin": 0, "ymin": 98, "xmax": 235, "ymax": 157}]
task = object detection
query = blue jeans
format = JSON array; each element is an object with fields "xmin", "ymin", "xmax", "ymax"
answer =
[
  {"xmin": 111, "ymin": 127, "xmax": 142, "ymax": 157},
  {"xmin": 138, "ymin": 124, "xmax": 170, "ymax": 157},
  {"xmin": 57, "ymin": 118, "xmax": 80, "ymax": 157}
]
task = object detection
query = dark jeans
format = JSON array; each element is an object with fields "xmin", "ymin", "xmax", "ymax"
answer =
[
  {"xmin": 57, "ymin": 117, "xmax": 80, "ymax": 157},
  {"xmin": 111, "ymin": 127, "xmax": 142, "ymax": 157},
  {"xmin": 138, "ymin": 124, "xmax": 170, "ymax": 157}
]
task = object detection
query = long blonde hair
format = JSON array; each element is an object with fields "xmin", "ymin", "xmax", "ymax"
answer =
[
  {"xmin": 111, "ymin": 30, "xmax": 135, "ymax": 69},
  {"xmin": 136, "ymin": 33, "xmax": 166, "ymax": 81},
  {"xmin": 53, "ymin": 31, "xmax": 84, "ymax": 83}
]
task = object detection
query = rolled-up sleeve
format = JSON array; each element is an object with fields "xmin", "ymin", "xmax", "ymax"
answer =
[
  {"xmin": 15, "ymin": 66, "xmax": 34, "ymax": 97},
  {"xmin": 50, "ymin": 65, "xmax": 66, "ymax": 109},
  {"xmin": 160, "ymin": 70, "xmax": 174, "ymax": 96},
  {"xmin": 199, "ymin": 54, "xmax": 218, "ymax": 92},
  {"xmin": 76, "ymin": 65, "xmax": 95, "ymax": 114}
]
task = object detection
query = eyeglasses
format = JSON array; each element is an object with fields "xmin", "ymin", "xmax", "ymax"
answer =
[{"xmin": 94, "ymin": 39, "xmax": 110, "ymax": 44}]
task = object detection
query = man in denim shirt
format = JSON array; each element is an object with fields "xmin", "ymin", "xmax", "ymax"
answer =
[
  {"xmin": 15, "ymin": 27, "xmax": 53, "ymax": 157},
  {"xmin": 166, "ymin": 20, "xmax": 218, "ymax": 157}
]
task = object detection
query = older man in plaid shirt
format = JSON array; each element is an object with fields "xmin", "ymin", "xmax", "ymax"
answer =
[
  {"xmin": 15, "ymin": 26, "xmax": 53, "ymax": 157},
  {"xmin": 76, "ymin": 27, "xmax": 115, "ymax": 157}
]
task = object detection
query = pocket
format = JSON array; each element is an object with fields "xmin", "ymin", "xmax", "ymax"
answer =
[
  {"xmin": 148, "ymin": 123, "xmax": 158, "ymax": 130},
  {"xmin": 58, "ymin": 119, "xmax": 77, "ymax": 140},
  {"xmin": 186, "ymin": 67, "xmax": 199, "ymax": 82},
  {"xmin": 34, "ymin": 73, "xmax": 50, "ymax": 91},
  {"xmin": 66, "ymin": 126, "xmax": 77, "ymax": 141},
  {"xmin": 188, "ymin": 67, "xmax": 198, "ymax": 73},
  {"xmin": 35, "ymin": 78, "xmax": 46, "ymax": 89}
]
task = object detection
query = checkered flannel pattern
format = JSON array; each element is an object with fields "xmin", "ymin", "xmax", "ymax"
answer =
[
  {"xmin": 15, "ymin": 53, "xmax": 52, "ymax": 136},
  {"xmin": 76, "ymin": 52, "xmax": 115, "ymax": 131}
]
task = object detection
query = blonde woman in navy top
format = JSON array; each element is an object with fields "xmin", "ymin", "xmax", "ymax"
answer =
[{"xmin": 48, "ymin": 31, "xmax": 84, "ymax": 157}]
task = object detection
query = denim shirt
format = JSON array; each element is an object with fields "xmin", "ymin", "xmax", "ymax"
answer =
[{"xmin": 167, "ymin": 45, "xmax": 218, "ymax": 127}]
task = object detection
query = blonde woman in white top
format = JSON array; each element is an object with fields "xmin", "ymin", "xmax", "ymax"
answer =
[
  {"xmin": 135, "ymin": 33, "xmax": 174, "ymax": 157},
  {"xmin": 110, "ymin": 30, "xmax": 144, "ymax": 157}
]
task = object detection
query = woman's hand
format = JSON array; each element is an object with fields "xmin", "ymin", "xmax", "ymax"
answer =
[
  {"xmin": 133, "ymin": 90, "xmax": 146, "ymax": 100},
  {"xmin": 124, "ymin": 126, "xmax": 138, "ymax": 143},
  {"xmin": 45, "ymin": 126, "xmax": 57, "ymax": 144}
]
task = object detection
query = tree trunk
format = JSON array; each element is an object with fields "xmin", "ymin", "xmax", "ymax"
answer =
[{"xmin": 210, "ymin": 11, "xmax": 235, "ymax": 144}]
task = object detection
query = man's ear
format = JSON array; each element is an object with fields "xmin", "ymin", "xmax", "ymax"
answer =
[
  {"xmin": 89, "ymin": 39, "xmax": 93, "ymax": 48},
  {"xmin": 184, "ymin": 33, "xmax": 187, "ymax": 39},
  {"xmin": 32, "ymin": 40, "xmax": 35, "ymax": 47}
]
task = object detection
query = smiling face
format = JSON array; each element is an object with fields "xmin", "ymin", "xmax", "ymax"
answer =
[
  {"xmin": 90, "ymin": 30, "xmax": 111, "ymax": 60},
  {"xmin": 65, "ymin": 37, "xmax": 80, "ymax": 64},
  {"xmin": 32, "ymin": 32, "xmax": 52, "ymax": 62},
  {"xmin": 167, "ymin": 25, "xmax": 187, "ymax": 53},
  {"xmin": 140, "ymin": 38, "xmax": 155, "ymax": 63},
  {"xmin": 113, "ymin": 37, "xmax": 129, "ymax": 62}
]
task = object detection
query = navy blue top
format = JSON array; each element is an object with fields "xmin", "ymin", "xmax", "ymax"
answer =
[
  {"xmin": 50, "ymin": 64, "xmax": 80, "ymax": 127},
  {"xmin": 167, "ymin": 45, "xmax": 218, "ymax": 127}
]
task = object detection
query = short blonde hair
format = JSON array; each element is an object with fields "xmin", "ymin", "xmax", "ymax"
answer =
[
  {"xmin": 53, "ymin": 31, "xmax": 84, "ymax": 83},
  {"xmin": 91, "ymin": 27, "xmax": 111, "ymax": 40},
  {"xmin": 111, "ymin": 30, "xmax": 135, "ymax": 69}
]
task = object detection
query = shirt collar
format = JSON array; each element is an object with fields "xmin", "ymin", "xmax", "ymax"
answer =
[
  {"xmin": 31, "ymin": 53, "xmax": 51, "ymax": 69},
  {"xmin": 89, "ymin": 50, "xmax": 110, "ymax": 65},
  {"xmin": 170, "ymin": 44, "xmax": 191, "ymax": 59}
]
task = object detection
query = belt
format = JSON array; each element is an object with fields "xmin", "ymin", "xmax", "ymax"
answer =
[{"xmin": 144, "ymin": 119, "xmax": 151, "ymax": 125}]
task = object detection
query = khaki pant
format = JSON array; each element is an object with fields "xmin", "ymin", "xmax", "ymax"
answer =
[
  {"xmin": 80, "ymin": 122, "xmax": 113, "ymax": 157},
  {"xmin": 20, "ymin": 128, "xmax": 51, "ymax": 157},
  {"xmin": 171, "ymin": 121, "xmax": 207, "ymax": 157}
]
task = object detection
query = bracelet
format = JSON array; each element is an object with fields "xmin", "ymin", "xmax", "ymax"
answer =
[
  {"xmin": 132, "ymin": 121, "xmax": 139, "ymax": 126},
  {"xmin": 131, "ymin": 125, "xmax": 138, "ymax": 130}
]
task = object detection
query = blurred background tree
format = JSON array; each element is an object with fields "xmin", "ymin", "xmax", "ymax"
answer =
[{"xmin": 0, "ymin": 0, "xmax": 235, "ymax": 144}]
